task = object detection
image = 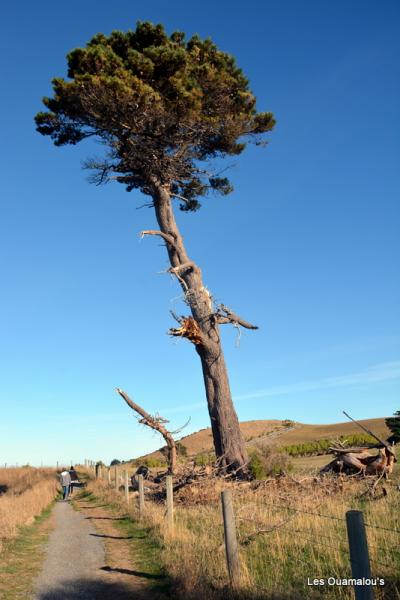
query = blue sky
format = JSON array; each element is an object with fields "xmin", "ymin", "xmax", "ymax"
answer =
[{"xmin": 1, "ymin": 1, "xmax": 399, "ymax": 466}]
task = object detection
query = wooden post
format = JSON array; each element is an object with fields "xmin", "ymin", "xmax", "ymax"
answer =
[
  {"xmin": 114, "ymin": 467, "xmax": 118, "ymax": 492},
  {"xmin": 124, "ymin": 470, "xmax": 129, "ymax": 504},
  {"xmin": 221, "ymin": 489, "xmax": 240, "ymax": 588},
  {"xmin": 107, "ymin": 467, "xmax": 111, "ymax": 485},
  {"xmin": 138, "ymin": 474, "xmax": 145, "ymax": 517},
  {"xmin": 166, "ymin": 475, "xmax": 174, "ymax": 532},
  {"xmin": 346, "ymin": 510, "xmax": 374, "ymax": 600}
]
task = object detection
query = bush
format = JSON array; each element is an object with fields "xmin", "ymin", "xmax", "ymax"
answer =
[
  {"xmin": 110, "ymin": 459, "xmax": 121, "ymax": 466},
  {"xmin": 281, "ymin": 434, "xmax": 377, "ymax": 457},
  {"xmin": 176, "ymin": 442, "xmax": 188, "ymax": 457},
  {"xmin": 385, "ymin": 410, "xmax": 400, "ymax": 444},
  {"xmin": 142, "ymin": 457, "xmax": 167, "ymax": 468},
  {"xmin": 194, "ymin": 453, "xmax": 215, "ymax": 467},
  {"xmin": 249, "ymin": 446, "xmax": 292, "ymax": 479}
]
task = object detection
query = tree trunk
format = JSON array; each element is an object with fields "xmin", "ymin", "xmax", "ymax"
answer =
[{"xmin": 149, "ymin": 181, "xmax": 249, "ymax": 477}]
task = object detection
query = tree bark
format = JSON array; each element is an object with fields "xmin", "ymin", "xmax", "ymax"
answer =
[
  {"xmin": 148, "ymin": 181, "xmax": 249, "ymax": 477},
  {"xmin": 116, "ymin": 388, "xmax": 177, "ymax": 474}
]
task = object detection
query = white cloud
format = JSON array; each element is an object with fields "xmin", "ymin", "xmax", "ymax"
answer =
[{"xmin": 235, "ymin": 361, "xmax": 400, "ymax": 401}]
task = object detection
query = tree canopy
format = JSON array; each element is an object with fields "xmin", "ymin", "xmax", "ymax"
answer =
[
  {"xmin": 386, "ymin": 410, "xmax": 400, "ymax": 445},
  {"xmin": 35, "ymin": 21, "xmax": 275, "ymax": 211}
]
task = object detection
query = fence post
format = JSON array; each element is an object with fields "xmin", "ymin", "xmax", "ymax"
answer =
[
  {"xmin": 114, "ymin": 467, "xmax": 118, "ymax": 492},
  {"xmin": 221, "ymin": 489, "xmax": 240, "ymax": 588},
  {"xmin": 166, "ymin": 475, "xmax": 174, "ymax": 532},
  {"xmin": 124, "ymin": 470, "xmax": 129, "ymax": 504},
  {"xmin": 107, "ymin": 467, "xmax": 111, "ymax": 485},
  {"xmin": 138, "ymin": 474, "xmax": 145, "ymax": 517},
  {"xmin": 346, "ymin": 510, "xmax": 374, "ymax": 600}
]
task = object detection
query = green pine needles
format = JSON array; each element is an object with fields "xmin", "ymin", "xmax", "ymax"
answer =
[
  {"xmin": 35, "ymin": 21, "xmax": 275, "ymax": 211},
  {"xmin": 386, "ymin": 410, "xmax": 400, "ymax": 445}
]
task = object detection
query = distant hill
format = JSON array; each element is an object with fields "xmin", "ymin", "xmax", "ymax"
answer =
[{"xmin": 127, "ymin": 417, "xmax": 390, "ymax": 464}]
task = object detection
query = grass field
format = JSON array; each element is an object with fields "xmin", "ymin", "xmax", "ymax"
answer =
[
  {"xmin": 0, "ymin": 467, "xmax": 58, "ymax": 550},
  {"xmin": 128, "ymin": 417, "xmax": 391, "ymax": 466},
  {"xmin": 87, "ymin": 459, "xmax": 400, "ymax": 600},
  {"xmin": 0, "ymin": 502, "xmax": 55, "ymax": 599}
]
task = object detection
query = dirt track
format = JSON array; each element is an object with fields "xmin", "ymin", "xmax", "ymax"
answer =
[{"xmin": 32, "ymin": 499, "xmax": 164, "ymax": 600}]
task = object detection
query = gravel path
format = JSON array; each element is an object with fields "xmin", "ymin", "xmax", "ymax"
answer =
[{"xmin": 32, "ymin": 500, "xmax": 105, "ymax": 600}]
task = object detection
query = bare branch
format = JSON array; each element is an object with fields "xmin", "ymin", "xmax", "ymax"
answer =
[
  {"xmin": 115, "ymin": 387, "xmax": 177, "ymax": 474},
  {"xmin": 240, "ymin": 514, "xmax": 297, "ymax": 545},
  {"xmin": 140, "ymin": 229, "xmax": 176, "ymax": 248},
  {"xmin": 168, "ymin": 262, "xmax": 195, "ymax": 276},
  {"xmin": 214, "ymin": 316, "xmax": 230, "ymax": 325},
  {"xmin": 170, "ymin": 417, "xmax": 191, "ymax": 435},
  {"xmin": 170, "ymin": 309, "xmax": 183, "ymax": 324},
  {"xmin": 136, "ymin": 202, "xmax": 155, "ymax": 210},
  {"xmin": 216, "ymin": 304, "xmax": 259, "ymax": 330},
  {"xmin": 170, "ymin": 193, "xmax": 190, "ymax": 205}
]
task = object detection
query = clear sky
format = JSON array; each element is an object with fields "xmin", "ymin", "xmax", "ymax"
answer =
[{"xmin": 1, "ymin": 1, "xmax": 399, "ymax": 466}]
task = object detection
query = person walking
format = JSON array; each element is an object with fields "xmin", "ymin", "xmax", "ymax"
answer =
[
  {"xmin": 68, "ymin": 465, "xmax": 79, "ymax": 496},
  {"xmin": 59, "ymin": 469, "xmax": 71, "ymax": 501}
]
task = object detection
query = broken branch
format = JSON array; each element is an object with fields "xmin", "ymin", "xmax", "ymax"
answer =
[
  {"xmin": 169, "ymin": 316, "xmax": 203, "ymax": 345},
  {"xmin": 216, "ymin": 304, "xmax": 259, "ymax": 330},
  {"xmin": 168, "ymin": 262, "xmax": 195, "ymax": 276},
  {"xmin": 115, "ymin": 388, "xmax": 177, "ymax": 474},
  {"xmin": 140, "ymin": 229, "xmax": 176, "ymax": 248}
]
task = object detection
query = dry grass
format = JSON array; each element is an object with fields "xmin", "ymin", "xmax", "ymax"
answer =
[
  {"xmin": 0, "ymin": 467, "xmax": 58, "ymax": 550},
  {"xmin": 129, "ymin": 417, "xmax": 390, "ymax": 465},
  {"xmin": 88, "ymin": 465, "xmax": 400, "ymax": 600}
]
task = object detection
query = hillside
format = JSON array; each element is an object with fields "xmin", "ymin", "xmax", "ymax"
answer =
[{"xmin": 129, "ymin": 417, "xmax": 390, "ymax": 464}]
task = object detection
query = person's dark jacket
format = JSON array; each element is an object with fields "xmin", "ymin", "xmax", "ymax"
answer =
[{"xmin": 69, "ymin": 469, "xmax": 78, "ymax": 482}]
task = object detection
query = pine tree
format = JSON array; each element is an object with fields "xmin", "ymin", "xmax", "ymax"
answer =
[
  {"xmin": 35, "ymin": 22, "xmax": 275, "ymax": 477},
  {"xmin": 386, "ymin": 410, "xmax": 400, "ymax": 445}
]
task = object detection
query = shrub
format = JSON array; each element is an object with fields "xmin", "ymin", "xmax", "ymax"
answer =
[
  {"xmin": 249, "ymin": 446, "xmax": 292, "ymax": 479},
  {"xmin": 281, "ymin": 434, "xmax": 377, "ymax": 457},
  {"xmin": 385, "ymin": 410, "xmax": 400, "ymax": 444},
  {"xmin": 176, "ymin": 442, "xmax": 188, "ymax": 457},
  {"xmin": 142, "ymin": 457, "xmax": 167, "ymax": 468},
  {"xmin": 194, "ymin": 453, "xmax": 215, "ymax": 467}
]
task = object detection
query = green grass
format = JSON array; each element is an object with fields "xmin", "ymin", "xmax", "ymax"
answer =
[
  {"xmin": 0, "ymin": 500, "xmax": 56, "ymax": 600},
  {"xmin": 74, "ymin": 487, "xmax": 170, "ymax": 596}
]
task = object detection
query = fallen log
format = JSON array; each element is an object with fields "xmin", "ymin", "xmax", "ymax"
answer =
[{"xmin": 320, "ymin": 445, "xmax": 396, "ymax": 478}]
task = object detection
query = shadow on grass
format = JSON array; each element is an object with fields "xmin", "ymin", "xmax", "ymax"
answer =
[
  {"xmin": 85, "ymin": 516, "xmax": 126, "ymax": 521},
  {"xmin": 101, "ymin": 565, "xmax": 165, "ymax": 579},
  {"xmin": 90, "ymin": 533, "xmax": 134, "ymax": 540}
]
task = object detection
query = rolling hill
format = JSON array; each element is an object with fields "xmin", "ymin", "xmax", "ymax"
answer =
[{"xmin": 128, "ymin": 417, "xmax": 391, "ymax": 464}]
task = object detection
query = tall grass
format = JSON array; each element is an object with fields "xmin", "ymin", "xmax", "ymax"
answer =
[
  {"xmin": 0, "ymin": 467, "xmax": 58, "ymax": 550},
  {"xmin": 87, "ymin": 470, "xmax": 400, "ymax": 600}
]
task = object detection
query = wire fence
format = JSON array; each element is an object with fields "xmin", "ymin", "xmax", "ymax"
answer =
[{"xmin": 84, "ymin": 462, "xmax": 400, "ymax": 599}]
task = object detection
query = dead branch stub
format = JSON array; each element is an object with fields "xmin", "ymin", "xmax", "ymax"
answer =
[{"xmin": 116, "ymin": 388, "xmax": 177, "ymax": 475}]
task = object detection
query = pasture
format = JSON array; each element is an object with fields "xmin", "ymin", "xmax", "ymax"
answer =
[
  {"xmin": 0, "ymin": 467, "xmax": 58, "ymax": 550},
  {"xmin": 87, "ymin": 458, "xmax": 400, "ymax": 600}
]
